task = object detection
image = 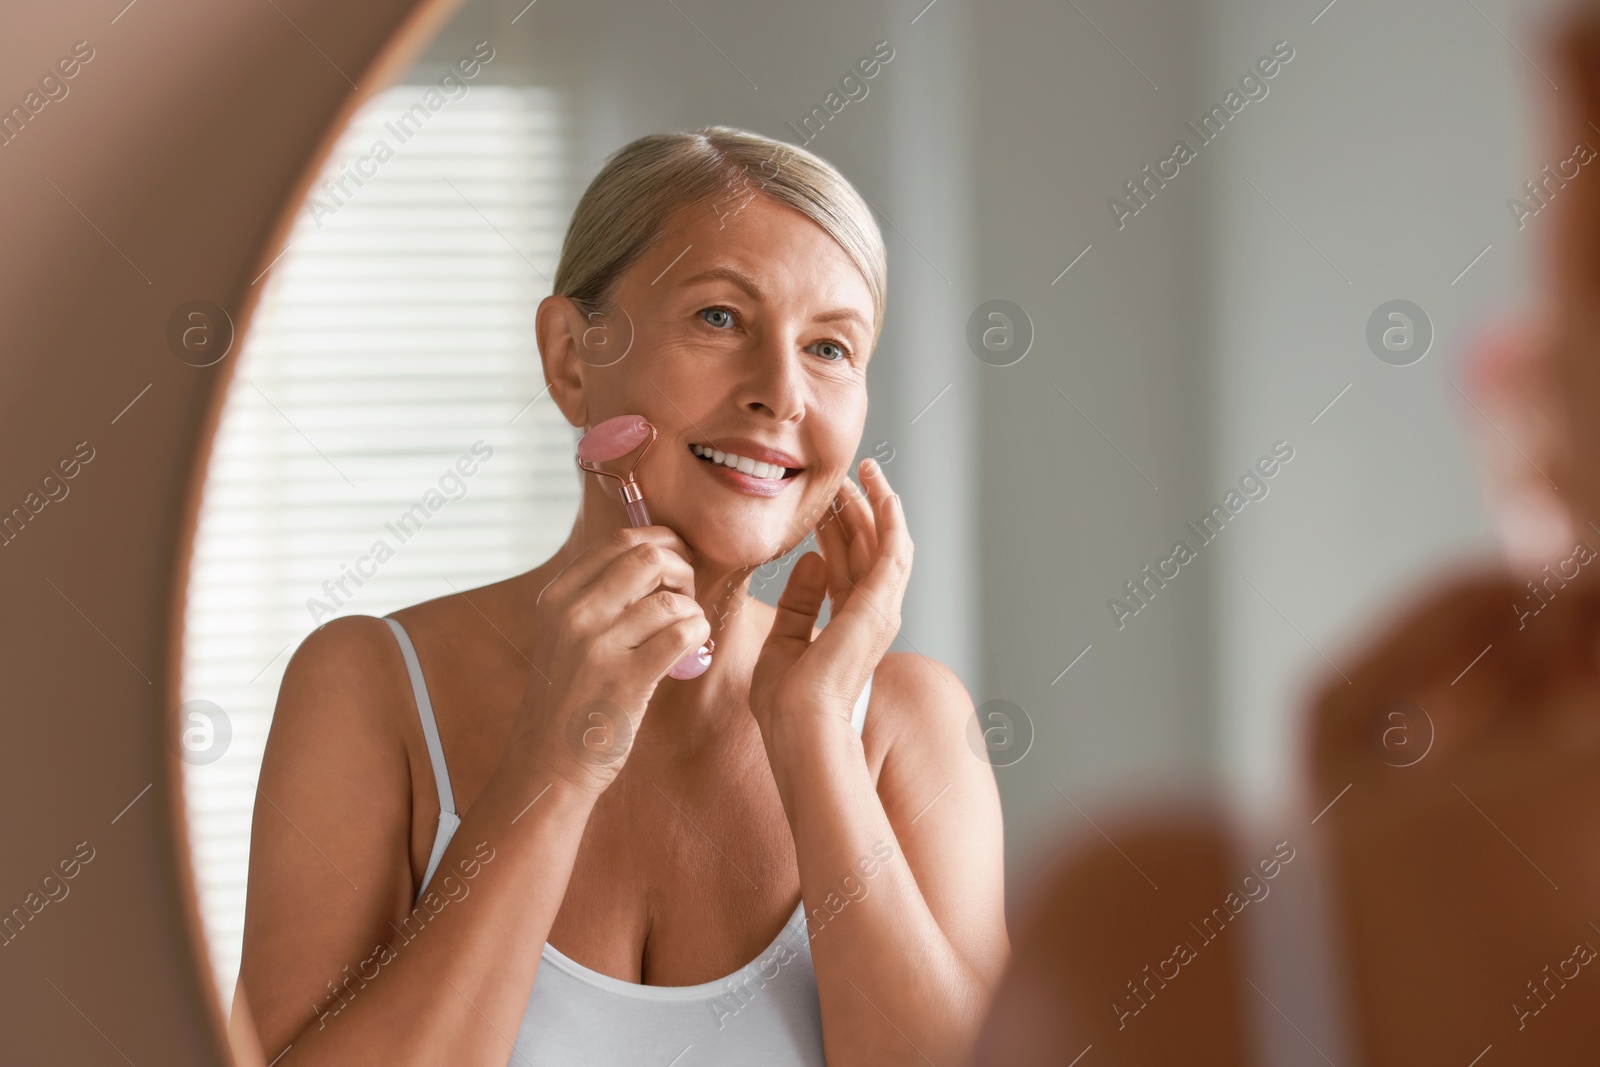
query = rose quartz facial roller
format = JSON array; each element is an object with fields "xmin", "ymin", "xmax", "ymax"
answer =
[{"xmin": 577, "ymin": 415, "xmax": 713, "ymax": 680}]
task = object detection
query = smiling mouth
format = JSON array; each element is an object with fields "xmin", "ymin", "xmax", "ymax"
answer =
[{"xmin": 688, "ymin": 443, "xmax": 802, "ymax": 480}]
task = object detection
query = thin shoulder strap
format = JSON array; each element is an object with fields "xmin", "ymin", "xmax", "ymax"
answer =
[
  {"xmin": 384, "ymin": 617, "xmax": 457, "ymax": 816},
  {"xmin": 384, "ymin": 616, "xmax": 462, "ymax": 902},
  {"xmin": 850, "ymin": 675, "xmax": 873, "ymax": 737}
]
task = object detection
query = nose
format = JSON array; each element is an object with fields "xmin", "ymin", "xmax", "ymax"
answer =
[{"xmin": 738, "ymin": 332, "xmax": 806, "ymax": 423}]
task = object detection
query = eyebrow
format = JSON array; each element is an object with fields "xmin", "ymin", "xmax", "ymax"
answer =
[{"xmin": 680, "ymin": 265, "xmax": 870, "ymax": 334}]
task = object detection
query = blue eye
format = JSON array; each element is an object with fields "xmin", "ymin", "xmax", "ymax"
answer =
[
  {"xmin": 700, "ymin": 307, "xmax": 734, "ymax": 328},
  {"xmin": 815, "ymin": 341, "xmax": 848, "ymax": 362}
]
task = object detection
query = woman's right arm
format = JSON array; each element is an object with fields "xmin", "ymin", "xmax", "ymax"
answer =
[
  {"xmin": 237, "ymin": 612, "xmax": 597, "ymax": 1066},
  {"xmin": 238, "ymin": 527, "xmax": 712, "ymax": 1066}
]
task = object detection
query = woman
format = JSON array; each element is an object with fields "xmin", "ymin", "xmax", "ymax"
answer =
[{"xmin": 237, "ymin": 126, "xmax": 1010, "ymax": 1066}]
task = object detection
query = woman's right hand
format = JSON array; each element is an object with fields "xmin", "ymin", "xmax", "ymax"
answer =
[{"xmin": 511, "ymin": 525, "xmax": 711, "ymax": 796}]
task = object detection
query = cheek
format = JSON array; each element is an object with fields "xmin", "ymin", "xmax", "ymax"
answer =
[
  {"xmin": 636, "ymin": 343, "xmax": 737, "ymax": 409},
  {"xmin": 823, "ymin": 404, "xmax": 870, "ymax": 477},
  {"xmin": 585, "ymin": 361, "xmax": 707, "ymax": 445}
]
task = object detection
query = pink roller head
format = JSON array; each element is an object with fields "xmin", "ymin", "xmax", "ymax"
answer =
[
  {"xmin": 578, "ymin": 415, "xmax": 653, "ymax": 463},
  {"xmin": 667, "ymin": 639, "xmax": 714, "ymax": 680}
]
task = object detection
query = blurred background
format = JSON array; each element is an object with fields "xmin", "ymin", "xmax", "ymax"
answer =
[{"xmin": 176, "ymin": 0, "xmax": 1556, "ymax": 1023}]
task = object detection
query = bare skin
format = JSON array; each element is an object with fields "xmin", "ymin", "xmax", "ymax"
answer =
[{"xmin": 236, "ymin": 189, "xmax": 1009, "ymax": 1067}]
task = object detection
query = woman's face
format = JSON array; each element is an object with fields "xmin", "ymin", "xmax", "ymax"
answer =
[{"xmin": 551, "ymin": 192, "xmax": 877, "ymax": 570}]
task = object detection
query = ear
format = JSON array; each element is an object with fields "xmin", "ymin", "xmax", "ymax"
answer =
[{"xmin": 536, "ymin": 294, "xmax": 591, "ymax": 428}]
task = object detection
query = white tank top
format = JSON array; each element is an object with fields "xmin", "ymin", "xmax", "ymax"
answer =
[{"xmin": 384, "ymin": 616, "xmax": 873, "ymax": 1066}]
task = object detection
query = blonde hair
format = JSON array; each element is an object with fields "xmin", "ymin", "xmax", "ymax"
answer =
[{"xmin": 552, "ymin": 126, "xmax": 887, "ymax": 344}]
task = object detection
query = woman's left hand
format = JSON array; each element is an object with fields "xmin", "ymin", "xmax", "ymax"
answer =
[{"xmin": 749, "ymin": 457, "xmax": 913, "ymax": 740}]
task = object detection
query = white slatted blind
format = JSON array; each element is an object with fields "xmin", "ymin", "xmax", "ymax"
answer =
[{"xmin": 180, "ymin": 83, "xmax": 578, "ymax": 1010}]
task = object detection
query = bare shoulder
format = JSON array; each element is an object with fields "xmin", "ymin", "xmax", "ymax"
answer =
[
  {"xmin": 862, "ymin": 651, "xmax": 976, "ymax": 756},
  {"xmin": 382, "ymin": 573, "xmax": 534, "ymax": 671},
  {"xmin": 282, "ymin": 613, "xmax": 406, "ymax": 695},
  {"xmin": 268, "ymin": 613, "xmax": 420, "ymax": 763},
  {"xmin": 259, "ymin": 611, "xmax": 421, "ymax": 840}
]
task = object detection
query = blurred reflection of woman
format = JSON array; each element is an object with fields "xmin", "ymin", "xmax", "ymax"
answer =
[
  {"xmin": 970, "ymin": 15, "xmax": 1600, "ymax": 1064},
  {"xmin": 236, "ymin": 126, "xmax": 1009, "ymax": 1067}
]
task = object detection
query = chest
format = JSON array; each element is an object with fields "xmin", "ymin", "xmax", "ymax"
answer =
[
  {"xmin": 549, "ymin": 758, "xmax": 807, "ymax": 985},
  {"xmin": 405, "ymin": 668, "xmax": 809, "ymax": 987}
]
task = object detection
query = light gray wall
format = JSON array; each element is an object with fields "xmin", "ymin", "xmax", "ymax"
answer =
[
  {"xmin": 1201, "ymin": 0, "xmax": 1547, "ymax": 811},
  {"xmin": 968, "ymin": 0, "xmax": 1217, "ymax": 899}
]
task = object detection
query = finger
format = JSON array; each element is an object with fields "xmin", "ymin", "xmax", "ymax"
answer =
[
  {"xmin": 837, "ymin": 470, "xmax": 878, "ymax": 579},
  {"xmin": 831, "ymin": 464, "xmax": 912, "ymax": 631},
  {"xmin": 583, "ymin": 539, "xmax": 696, "ymax": 619},
  {"xmin": 611, "ymin": 588, "xmax": 705, "ymax": 653},
  {"xmin": 551, "ymin": 526, "xmax": 694, "ymax": 600},
  {"xmin": 849, "ymin": 509, "xmax": 877, "ymax": 581},
  {"xmin": 634, "ymin": 608, "xmax": 714, "ymax": 681},
  {"xmin": 766, "ymin": 551, "xmax": 829, "ymax": 648},
  {"xmin": 814, "ymin": 490, "xmax": 854, "ymax": 601},
  {"xmin": 861, "ymin": 458, "xmax": 910, "ymax": 581}
]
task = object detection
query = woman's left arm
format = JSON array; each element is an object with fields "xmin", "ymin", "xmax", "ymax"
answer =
[{"xmin": 752, "ymin": 458, "xmax": 1011, "ymax": 1067}]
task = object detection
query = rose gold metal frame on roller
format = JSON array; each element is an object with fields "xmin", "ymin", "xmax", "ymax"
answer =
[{"xmin": 576, "ymin": 420, "xmax": 657, "ymax": 527}]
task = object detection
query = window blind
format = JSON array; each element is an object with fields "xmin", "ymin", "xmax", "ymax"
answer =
[{"xmin": 180, "ymin": 82, "xmax": 577, "ymax": 1011}]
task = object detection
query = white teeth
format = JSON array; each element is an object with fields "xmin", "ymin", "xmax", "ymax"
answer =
[{"xmin": 691, "ymin": 444, "xmax": 789, "ymax": 480}]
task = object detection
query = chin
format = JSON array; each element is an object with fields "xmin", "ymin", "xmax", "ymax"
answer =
[{"xmin": 681, "ymin": 514, "xmax": 805, "ymax": 571}]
